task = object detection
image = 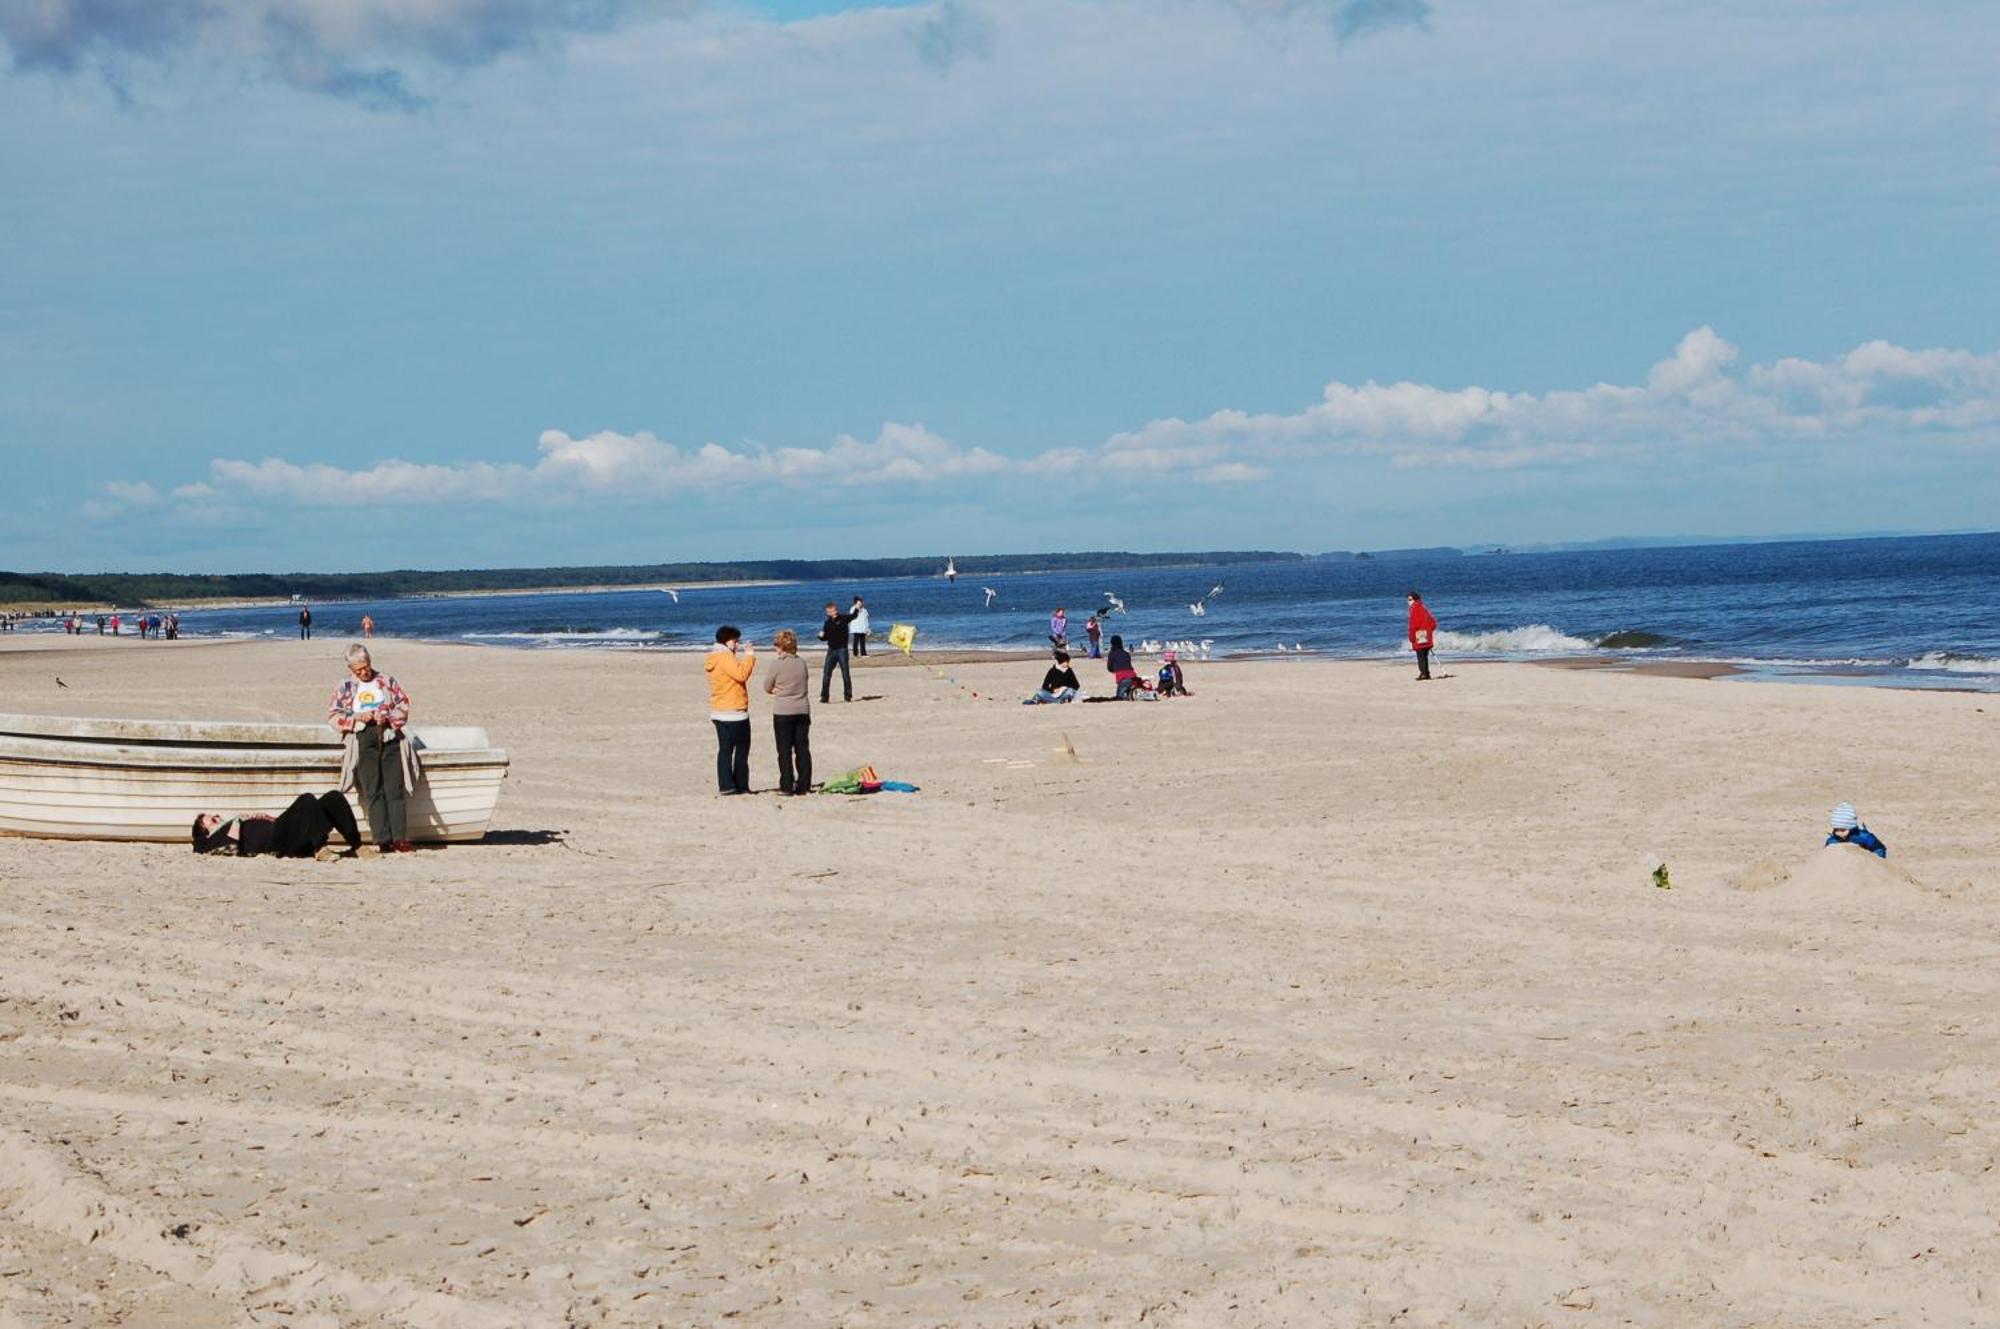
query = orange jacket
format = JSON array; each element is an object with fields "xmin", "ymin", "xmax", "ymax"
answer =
[{"xmin": 705, "ymin": 644, "xmax": 756, "ymax": 713}]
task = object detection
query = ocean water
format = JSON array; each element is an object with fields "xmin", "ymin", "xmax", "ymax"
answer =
[{"xmin": 52, "ymin": 532, "xmax": 2000, "ymax": 690}]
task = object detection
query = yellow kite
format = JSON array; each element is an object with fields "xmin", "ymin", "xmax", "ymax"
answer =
[{"xmin": 887, "ymin": 623, "xmax": 918, "ymax": 656}]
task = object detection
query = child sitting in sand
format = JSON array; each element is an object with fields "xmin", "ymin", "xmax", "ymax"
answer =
[
  {"xmin": 1025, "ymin": 653, "xmax": 1081, "ymax": 704},
  {"xmin": 1156, "ymin": 651, "xmax": 1190, "ymax": 697},
  {"xmin": 1824, "ymin": 802, "xmax": 1887, "ymax": 858}
]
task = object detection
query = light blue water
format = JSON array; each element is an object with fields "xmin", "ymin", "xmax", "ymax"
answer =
[{"xmin": 60, "ymin": 532, "xmax": 2000, "ymax": 690}]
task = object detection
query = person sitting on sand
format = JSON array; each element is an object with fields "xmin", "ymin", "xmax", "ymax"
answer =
[
  {"xmin": 1105, "ymin": 635, "xmax": 1145, "ymax": 700},
  {"xmin": 1825, "ymin": 802, "xmax": 1887, "ymax": 857},
  {"xmin": 192, "ymin": 792, "xmax": 362, "ymax": 859},
  {"xmin": 1156, "ymin": 650, "xmax": 1190, "ymax": 697},
  {"xmin": 1025, "ymin": 652, "xmax": 1081, "ymax": 704}
]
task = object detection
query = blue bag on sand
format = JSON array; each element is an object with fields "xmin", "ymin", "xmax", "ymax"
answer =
[{"xmin": 878, "ymin": 781, "xmax": 919, "ymax": 793}]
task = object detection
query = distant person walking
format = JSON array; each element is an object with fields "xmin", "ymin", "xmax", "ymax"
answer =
[
  {"xmin": 299, "ymin": 606, "xmax": 313, "ymax": 640},
  {"xmin": 817, "ymin": 602, "xmax": 856, "ymax": 703},
  {"xmin": 706, "ymin": 625, "xmax": 756, "ymax": 795},
  {"xmin": 1407, "ymin": 591, "xmax": 1437, "ymax": 681},
  {"xmin": 361, "ymin": 614, "xmax": 374, "ymax": 639},
  {"xmin": 763, "ymin": 629, "xmax": 813, "ymax": 795},
  {"xmin": 848, "ymin": 597, "xmax": 870, "ymax": 657},
  {"xmin": 328, "ymin": 644, "xmax": 415, "ymax": 851}
]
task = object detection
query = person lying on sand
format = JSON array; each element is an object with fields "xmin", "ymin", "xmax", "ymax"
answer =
[
  {"xmin": 192, "ymin": 792, "xmax": 363, "ymax": 859},
  {"xmin": 1025, "ymin": 652, "xmax": 1081, "ymax": 704},
  {"xmin": 1825, "ymin": 802, "xmax": 1887, "ymax": 858}
]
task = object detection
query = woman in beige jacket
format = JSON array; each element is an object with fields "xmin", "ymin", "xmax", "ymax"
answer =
[{"xmin": 763, "ymin": 629, "xmax": 813, "ymax": 795}]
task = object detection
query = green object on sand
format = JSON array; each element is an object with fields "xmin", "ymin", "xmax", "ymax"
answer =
[{"xmin": 1651, "ymin": 862, "xmax": 1672, "ymax": 890}]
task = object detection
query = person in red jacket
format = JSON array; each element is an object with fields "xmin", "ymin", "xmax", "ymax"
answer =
[{"xmin": 1407, "ymin": 591, "xmax": 1437, "ymax": 680}]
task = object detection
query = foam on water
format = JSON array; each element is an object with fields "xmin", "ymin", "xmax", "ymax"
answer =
[
  {"xmin": 1430, "ymin": 624, "xmax": 1594, "ymax": 654},
  {"xmin": 1906, "ymin": 651, "xmax": 2000, "ymax": 675}
]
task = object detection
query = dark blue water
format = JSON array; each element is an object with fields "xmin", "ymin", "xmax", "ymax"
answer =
[{"xmin": 59, "ymin": 532, "xmax": 2000, "ymax": 690}]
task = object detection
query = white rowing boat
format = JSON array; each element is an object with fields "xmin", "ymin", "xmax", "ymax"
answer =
[{"xmin": 0, "ymin": 713, "xmax": 509, "ymax": 844}]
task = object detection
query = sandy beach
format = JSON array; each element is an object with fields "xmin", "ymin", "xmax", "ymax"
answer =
[{"xmin": 2, "ymin": 637, "xmax": 1995, "ymax": 1326}]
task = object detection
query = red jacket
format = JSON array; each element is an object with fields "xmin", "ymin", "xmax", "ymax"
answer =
[{"xmin": 1407, "ymin": 601, "xmax": 1437, "ymax": 651}]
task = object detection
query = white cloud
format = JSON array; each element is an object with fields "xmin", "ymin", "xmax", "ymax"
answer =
[
  {"xmin": 1103, "ymin": 328, "xmax": 2000, "ymax": 471},
  {"xmin": 105, "ymin": 329, "xmax": 2000, "ymax": 514}
]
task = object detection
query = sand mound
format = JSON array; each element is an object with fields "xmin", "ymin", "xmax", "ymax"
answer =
[{"xmin": 1728, "ymin": 843, "xmax": 1928, "ymax": 897}]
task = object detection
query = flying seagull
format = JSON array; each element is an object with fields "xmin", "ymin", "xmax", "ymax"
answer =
[
  {"xmin": 1208, "ymin": 583, "xmax": 1225, "ymax": 600},
  {"xmin": 1101, "ymin": 592, "xmax": 1125, "ymax": 615},
  {"xmin": 982, "ymin": 587, "xmax": 998, "ymax": 607},
  {"xmin": 662, "ymin": 587, "xmax": 680, "ymax": 603},
  {"xmin": 1188, "ymin": 601, "xmax": 1206, "ymax": 617}
]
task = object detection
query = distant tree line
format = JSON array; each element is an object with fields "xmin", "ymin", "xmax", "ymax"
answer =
[{"xmin": 0, "ymin": 550, "xmax": 1303, "ymax": 607}]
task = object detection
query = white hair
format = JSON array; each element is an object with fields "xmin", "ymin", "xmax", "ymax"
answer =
[{"xmin": 345, "ymin": 643, "xmax": 372, "ymax": 664}]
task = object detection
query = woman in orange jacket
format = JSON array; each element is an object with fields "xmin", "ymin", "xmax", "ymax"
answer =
[{"xmin": 706, "ymin": 625, "xmax": 757, "ymax": 794}]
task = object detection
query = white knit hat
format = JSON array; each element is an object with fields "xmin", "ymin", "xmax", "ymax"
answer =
[{"xmin": 1829, "ymin": 802, "xmax": 1860, "ymax": 831}]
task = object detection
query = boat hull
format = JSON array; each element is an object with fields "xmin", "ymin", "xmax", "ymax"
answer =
[{"xmin": 0, "ymin": 715, "xmax": 508, "ymax": 844}]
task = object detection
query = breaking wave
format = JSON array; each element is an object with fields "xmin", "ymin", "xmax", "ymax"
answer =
[
  {"xmin": 1431, "ymin": 624, "xmax": 1593, "ymax": 654},
  {"xmin": 1906, "ymin": 651, "xmax": 2000, "ymax": 674}
]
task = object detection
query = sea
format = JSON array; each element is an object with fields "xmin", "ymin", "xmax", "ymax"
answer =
[{"xmin": 39, "ymin": 532, "xmax": 2000, "ymax": 691}]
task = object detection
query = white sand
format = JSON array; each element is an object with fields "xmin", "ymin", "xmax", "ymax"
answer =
[{"xmin": 2, "ymin": 638, "xmax": 1996, "ymax": 1326}]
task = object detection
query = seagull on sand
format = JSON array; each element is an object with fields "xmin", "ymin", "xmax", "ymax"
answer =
[
  {"xmin": 982, "ymin": 587, "xmax": 998, "ymax": 607},
  {"xmin": 1198, "ymin": 639, "xmax": 1213, "ymax": 659}
]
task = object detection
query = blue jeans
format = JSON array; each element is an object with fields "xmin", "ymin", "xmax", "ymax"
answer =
[
  {"xmin": 1024, "ymin": 689, "xmax": 1076, "ymax": 705},
  {"xmin": 821, "ymin": 647, "xmax": 851, "ymax": 702}
]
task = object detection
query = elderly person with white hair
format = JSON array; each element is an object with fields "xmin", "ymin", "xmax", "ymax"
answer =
[{"xmin": 328, "ymin": 643, "xmax": 418, "ymax": 852}]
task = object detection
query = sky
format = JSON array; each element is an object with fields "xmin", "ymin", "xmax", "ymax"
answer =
[{"xmin": 1, "ymin": 0, "xmax": 1995, "ymax": 574}]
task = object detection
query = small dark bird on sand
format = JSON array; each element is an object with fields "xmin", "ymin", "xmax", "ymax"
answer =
[{"xmin": 55, "ymin": 676, "xmax": 68, "ymax": 688}]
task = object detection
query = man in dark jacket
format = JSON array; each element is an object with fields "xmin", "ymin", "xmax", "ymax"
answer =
[{"xmin": 817, "ymin": 602, "xmax": 856, "ymax": 703}]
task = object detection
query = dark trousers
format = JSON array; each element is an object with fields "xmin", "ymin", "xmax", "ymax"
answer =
[
  {"xmin": 300, "ymin": 624, "xmax": 311, "ymax": 639},
  {"xmin": 354, "ymin": 724, "xmax": 408, "ymax": 843},
  {"xmin": 713, "ymin": 718, "xmax": 751, "ymax": 793},
  {"xmin": 1416, "ymin": 648, "xmax": 1432, "ymax": 680},
  {"xmin": 272, "ymin": 792, "xmax": 363, "ymax": 856},
  {"xmin": 821, "ymin": 647, "xmax": 851, "ymax": 702},
  {"xmin": 851, "ymin": 633, "xmax": 867, "ymax": 657},
  {"xmin": 773, "ymin": 713, "xmax": 812, "ymax": 794}
]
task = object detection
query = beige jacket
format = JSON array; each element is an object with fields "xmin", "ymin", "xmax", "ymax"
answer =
[{"xmin": 339, "ymin": 728, "xmax": 424, "ymax": 795}]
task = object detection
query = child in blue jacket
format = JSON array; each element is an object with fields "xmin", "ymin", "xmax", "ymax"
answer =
[{"xmin": 1825, "ymin": 802, "xmax": 1887, "ymax": 857}]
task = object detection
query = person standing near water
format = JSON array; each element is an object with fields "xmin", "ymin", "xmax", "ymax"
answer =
[
  {"xmin": 362, "ymin": 614, "xmax": 374, "ymax": 639},
  {"xmin": 817, "ymin": 602, "xmax": 855, "ymax": 703},
  {"xmin": 1049, "ymin": 607, "xmax": 1068, "ymax": 651},
  {"xmin": 1407, "ymin": 591, "xmax": 1437, "ymax": 681},
  {"xmin": 849, "ymin": 597, "xmax": 870, "ymax": 657},
  {"xmin": 328, "ymin": 644, "xmax": 415, "ymax": 851},
  {"xmin": 1085, "ymin": 614, "xmax": 1102, "ymax": 659},
  {"xmin": 763, "ymin": 629, "xmax": 813, "ymax": 795},
  {"xmin": 706, "ymin": 626, "xmax": 756, "ymax": 795},
  {"xmin": 299, "ymin": 605, "xmax": 313, "ymax": 640}
]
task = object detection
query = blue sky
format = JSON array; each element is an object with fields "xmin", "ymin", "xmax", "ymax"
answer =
[{"xmin": 1, "ymin": 0, "xmax": 1995, "ymax": 573}]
